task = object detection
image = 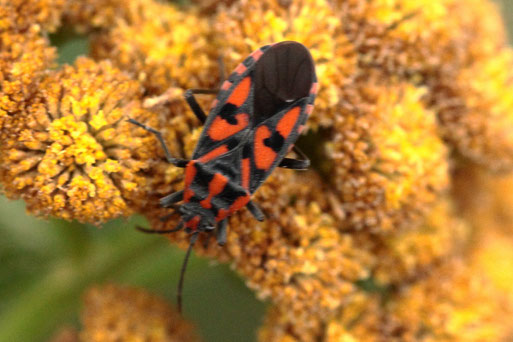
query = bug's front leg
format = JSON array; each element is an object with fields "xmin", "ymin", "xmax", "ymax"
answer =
[
  {"xmin": 216, "ymin": 219, "xmax": 228, "ymax": 246},
  {"xmin": 246, "ymin": 201, "xmax": 265, "ymax": 221},
  {"xmin": 127, "ymin": 119, "xmax": 189, "ymax": 167}
]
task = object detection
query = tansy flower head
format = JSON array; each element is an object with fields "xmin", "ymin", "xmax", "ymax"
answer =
[
  {"xmin": 373, "ymin": 199, "xmax": 470, "ymax": 285},
  {"xmin": 81, "ymin": 284, "xmax": 201, "ymax": 342},
  {"xmin": 6, "ymin": 0, "xmax": 66, "ymax": 32},
  {"xmin": 90, "ymin": 0, "xmax": 217, "ymax": 95},
  {"xmin": 147, "ymin": 170, "xmax": 374, "ymax": 320},
  {"xmin": 260, "ymin": 293, "xmax": 382, "ymax": 342},
  {"xmin": 437, "ymin": 49, "xmax": 513, "ymax": 171},
  {"xmin": 63, "ymin": 0, "xmax": 160, "ymax": 33},
  {"xmin": 452, "ymin": 162, "xmax": 513, "ymax": 232},
  {"xmin": 328, "ymin": 80, "xmax": 449, "ymax": 233},
  {"xmin": 0, "ymin": 57, "xmax": 159, "ymax": 223},
  {"xmin": 383, "ymin": 259, "xmax": 513, "ymax": 342},
  {"xmin": 211, "ymin": 0, "xmax": 356, "ymax": 127},
  {"xmin": 470, "ymin": 230, "xmax": 513, "ymax": 308},
  {"xmin": 0, "ymin": 3, "xmax": 56, "ymax": 141}
]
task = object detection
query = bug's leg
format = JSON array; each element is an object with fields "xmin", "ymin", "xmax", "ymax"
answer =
[
  {"xmin": 183, "ymin": 88, "xmax": 219, "ymax": 124},
  {"xmin": 136, "ymin": 221, "xmax": 184, "ymax": 234},
  {"xmin": 216, "ymin": 219, "xmax": 228, "ymax": 246},
  {"xmin": 246, "ymin": 201, "xmax": 265, "ymax": 221},
  {"xmin": 160, "ymin": 190, "xmax": 184, "ymax": 208},
  {"xmin": 202, "ymin": 232, "xmax": 213, "ymax": 249},
  {"xmin": 183, "ymin": 57, "xmax": 226, "ymax": 123},
  {"xmin": 278, "ymin": 145, "xmax": 310, "ymax": 170},
  {"xmin": 127, "ymin": 119, "xmax": 189, "ymax": 167}
]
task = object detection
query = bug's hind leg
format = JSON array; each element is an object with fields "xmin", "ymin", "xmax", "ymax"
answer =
[
  {"xmin": 216, "ymin": 219, "xmax": 228, "ymax": 246},
  {"xmin": 278, "ymin": 146, "xmax": 310, "ymax": 170},
  {"xmin": 246, "ymin": 201, "xmax": 265, "ymax": 221},
  {"xmin": 127, "ymin": 119, "xmax": 189, "ymax": 167}
]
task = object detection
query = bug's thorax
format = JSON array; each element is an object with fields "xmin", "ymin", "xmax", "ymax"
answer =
[{"xmin": 182, "ymin": 160, "xmax": 250, "ymax": 229}]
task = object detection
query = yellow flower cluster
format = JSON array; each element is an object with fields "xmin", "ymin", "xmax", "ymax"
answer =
[
  {"xmin": 329, "ymin": 80, "xmax": 449, "ymax": 232},
  {"xmin": 90, "ymin": 0, "xmax": 217, "ymax": 95},
  {"xmin": 0, "ymin": 3, "xmax": 57, "ymax": 141},
  {"xmin": 261, "ymin": 258, "xmax": 513, "ymax": 341},
  {"xmin": 3, "ymin": 0, "xmax": 513, "ymax": 340},
  {"xmin": 1, "ymin": 57, "xmax": 159, "ymax": 222},
  {"xmin": 2, "ymin": 0, "xmax": 65, "ymax": 32},
  {"xmin": 80, "ymin": 284, "xmax": 200, "ymax": 342}
]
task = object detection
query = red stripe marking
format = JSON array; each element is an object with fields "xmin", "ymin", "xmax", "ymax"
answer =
[
  {"xmin": 241, "ymin": 158, "xmax": 250, "ymax": 190},
  {"xmin": 254, "ymin": 125, "xmax": 276, "ymax": 170},
  {"xmin": 208, "ymin": 113, "xmax": 249, "ymax": 141},
  {"xmin": 184, "ymin": 189, "xmax": 194, "ymax": 202},
  {"xmin": 229, "ymin": 194, "xmax": 250, "ymax": 214},
  {"xmin": 216, "ymin": 208, "xmax": 229, "ymax": 221},
  {"xmin": 200, "ymin": 173, "xmax": 228, "ymax": 209},
  {"xmin": 216, "ymin": 193, "xmax": 251, "ymax": 221},
  {"xmin": 186, "ymin": 216, "xmax": 200, "ymax": 230},
  {"xmin": 250, "ymin": 49, "xmax": 264, "ymax": 62},
  {"xmin": 221, "ymin": 81, "xmax": 232, "ymax": 90},
  {"xmin": 227, "ymin": 77, "xmax": 251, "ymax": 106},
  {"xmin": 198, "ymin": 145, "xmax": 229, "ymax": 163},
  {"xmin": 277, "ymin": 106, "xmax": 300, "ymax": 139},
  {"xmin": 183, "ymin": 162, "xmax": 197, "ymax": 203},
  {"xmin": 234, "ymin": 63, "xmax": 247, "ymax": 75},
  {"xmin": 310, "ymin": 82, "xmax": 318, "ymax": 94},
  {"xmin": 184, "ymin": 161, "xmax": 196, "ymax": 186},
  {"xmin": 306, "ymin": 104, "xmax": 314, "ymax": 115}
]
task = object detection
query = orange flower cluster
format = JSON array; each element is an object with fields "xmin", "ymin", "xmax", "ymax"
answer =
[
  {"xmin": 2, "ymin": 0, "xmax": 513, "ymax": 340},
  {"xmin": 79, "ymin": 285, "xmax": 200, "ymax": 342}
]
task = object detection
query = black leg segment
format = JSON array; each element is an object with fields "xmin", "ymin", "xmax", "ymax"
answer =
[
  {"xmin": 278, "ymin": 145, "xmax": 310, "ymax": 170},
  {"xmin": 127, "ymin": 119, "xmax": 189, "ymax": 167},
  {"xmin": 216, "ymin": 219, "xmax": 228, "ymax": 246},
  {"xmin": 160, "ymin": 190, "xmax": 184, "ymax": 208},
  {"xmin": 246, "ymin": 201, "xmax": 265, "ymax": 221},
  {"xmin": 183, "ymin": 88, "xmax": 219, "ymax": 124}
]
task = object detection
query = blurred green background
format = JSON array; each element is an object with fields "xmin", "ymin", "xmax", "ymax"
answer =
[{"xmin": 0, "ymin": 1, "xmax": 512, "ymax": 341}]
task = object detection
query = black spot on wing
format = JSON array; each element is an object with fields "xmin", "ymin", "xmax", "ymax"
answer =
[
  {"xmin": 219, "ymin": 103, "xmax": 238, "ymax": 124},
  {"xmin": 242, "ymin": 142, "xmax": 251, "ymax": 159},
  {"xmin": 263, "ymin": 130, "xmax": 284, "ymax": 152},
  {"xmin": 253, "ymin": 41, "xmax": 315, "ymax": 125}
]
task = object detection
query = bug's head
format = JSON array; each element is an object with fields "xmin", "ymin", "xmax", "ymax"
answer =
[{"xmin": 179, "ymin": 203, "xmax": 216, "ymax": 232}]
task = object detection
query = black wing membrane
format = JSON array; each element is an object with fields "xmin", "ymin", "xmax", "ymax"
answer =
[
  {"xmin": 248, "ymin": 41, "xmax": 316, "ymax": 193},
  {"xmin": 253, "ymin": 41, "xmax": 315, "ymax": 126}
]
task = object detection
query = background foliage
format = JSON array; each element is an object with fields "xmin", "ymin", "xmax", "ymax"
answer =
[{"xmin": 0, "ymin": 1, "xmax": 511, "ymax": 341}]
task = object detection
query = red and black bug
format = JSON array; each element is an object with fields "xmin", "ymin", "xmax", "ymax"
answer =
[{"xmin": 129, "ymin": 41, "xmax": 318, "ymax": 312}]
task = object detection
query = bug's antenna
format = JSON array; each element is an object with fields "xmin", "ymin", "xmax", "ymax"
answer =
[{"xmin": 177, "ymin": 231, "xmax": 199, "ymax": 314}]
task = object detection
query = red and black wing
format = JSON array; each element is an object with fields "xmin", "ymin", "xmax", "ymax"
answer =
[
  {"xmin": 192, "ymin": 41, "xmax": 317, "ymax": 194},
  {"xmin": 191, "ymin": 44, "xmax": 274, "ymax": 163},
  {"xmin": 243, "ymin": 41, "xmax": 318, "ymax": 193}
]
